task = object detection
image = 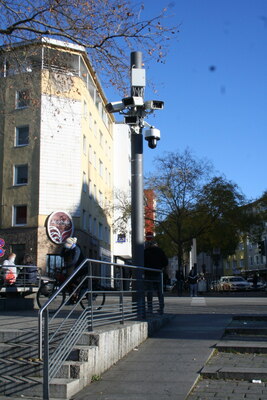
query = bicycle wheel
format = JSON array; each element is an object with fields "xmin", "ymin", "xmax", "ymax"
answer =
[
  {"xmin": 80, "ymin": 289, "xmax": 106, "ymax": 311},
  {"xmin": 37, "ymin": 284, "xmax": 66, "ymax": 312}
]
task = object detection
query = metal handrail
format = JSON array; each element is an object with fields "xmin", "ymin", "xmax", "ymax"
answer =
[{"xmin": 38, "ymin": 258, "xmax": 163, "ymax": 400}]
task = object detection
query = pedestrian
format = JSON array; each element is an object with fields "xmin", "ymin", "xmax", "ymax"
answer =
[
  {"xmin": 175, "ymin": 269, "xmax": 184, "ymax": 296},
  {"xmin": 2, "ymin": 253, "xmax": 17, "ymax": 285},
  {"xmin": 253, "ymin": 273, "xmax": 258, "ymax": 290},
  {"xmin": 144, "ymin": 241, "xmax": 168, "ymax": 314},
  {"xmin": 22, "ymin": 254, "xmax": 38, "ymax": 284},
  {"xmin": 61, "ymin": 237, "xmax": 84, "ymax": 303},
  {"xmin": 187, "ymin": 266, "xmax": 199, "ymax": 297},
  {"xmin": 61, "ymin": 237, "xmax": 84, "ymax": 276}
]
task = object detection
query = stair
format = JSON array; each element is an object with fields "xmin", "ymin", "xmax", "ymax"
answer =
[{"xmin": 0, "ymin": 329, "xmax": 97, "ymax": 399}]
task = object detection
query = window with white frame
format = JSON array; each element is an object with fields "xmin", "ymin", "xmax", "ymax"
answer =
[
  {"xmin": 89, "ymin": 112, "xmax": 93, "ymax": 131},
  {"xmin": 88, "ymin": 179, "xmax": 92, "ymax": 197},
  {"xmin": 14, "ymin": 164, "xmax": 28, "ymax": 185},
  {"xmin": 88, "ymin": 144, "xmax": 92, "ymax": 163},
  {"xmin": 13, "ymin": 205, "xmax": 27, "ymax": 226},
  {"xmin": 99, "ymin": 190, "xmax": 103, "ymax": 207},
  {"xmin": 99, "ymin": 130, "xmax": 103, "ymax": 147},
  {"xmin": 83, "ymin": 172, "xmax": 87, "ymax": 192},
  {"xmin": 83, "ymin": 135, "xmax": 87, "ymax": 155},
  {"xmin": 93, "ymin": 151, "xmax": 97, "ymax": 168},
  {"xmin": 93, "ymin": 184, "xmax": 97, "ymax": 199},
  {"xmin": 16, "ymin": 89, "xmax": 30, "ymax": 109},
  {"xmin": 15, "ymin": 126, "xmax": 29, "ymax": 146},
  {"xmin": 99, "ymin": 159, "xmax": 103, "ymax": 177}
]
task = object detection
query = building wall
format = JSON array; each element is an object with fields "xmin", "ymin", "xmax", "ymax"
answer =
[
  {"xmin": 0, "ymin": 39, "xmax": 114, "ymax": 271},
  {"xmin": 113, "ymin": 124, "xmax": 131, "ymax": 260}
]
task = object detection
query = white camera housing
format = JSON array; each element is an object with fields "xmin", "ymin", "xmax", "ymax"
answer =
[
  {"xmin": 122, "ymin": 96, "xmax": 144, "ymax": 108},
  {"xmin": 144, "ymin": 100, "xmax": 164, "ymax": 110},
  {"xmin": 144, "ymin": 128, "xmax": 161, "ymax": 149},
  {"xmin": 105, "ymin": 101, "xmax": 125, "ymax": 113}
]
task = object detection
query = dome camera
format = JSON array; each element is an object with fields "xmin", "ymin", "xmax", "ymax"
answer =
[{"xmin": 144, "ymin": 127, "xmax": 160, "ymax": 149}]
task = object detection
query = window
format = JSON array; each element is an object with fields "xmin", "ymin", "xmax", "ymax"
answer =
[
  {"xmin": 13, "ymin": 205, "xmax": 27, "ymax": 225},
  {"xmin": 15, "ymin": 126, "xmax": 29, "ymax": 146},
  {"xmin": 99, "ymin": 131, "xmax": 103, "ymax": 147},
  {"xmin": 88, "ymin": 179, "xmax": 92, "ymax": 197},
  {"xmin": 83, "ymin": 172, "xmax": 87, "ymax": 192},
  {"xmin": 99, "ymin": 191, "xmax": 103, "ymax": 207},
  {"xmin": 16, "ymin": 89, "xmax": 30, "ymax": 109},
  {"xmin": 98, "ymin": 223, "xmax": 103, "ymax": 240},
  {"xmin": 14, "ymin": 164, "xmax": 28, "ymax": 185},
  {"xmin": 99, "ymin": 159, "xmax": 103, "ymax": 177},
  {"xmin": 83, "ymin": 135, "xmax": 87, "ymax": 154},
  {"xmin": 88, "ymin": 144, "xmax": 92, "ymax": 163},
  {"xmin": 89, "ymin": 112, "xmax": 93, "ymax": 131},
  {"xmin": 88, "ymin": 214, "xmax": 92, "ymax": 232},
  {"xmin": 82, "ymin": 209, "xmax": 86, "ymax": 230}
]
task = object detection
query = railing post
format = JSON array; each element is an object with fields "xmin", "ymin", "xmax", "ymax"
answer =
[
  {"xmin": 119, "ymin": 265, "xmax": 124, "ymax": 324},
  {"xmin": 88, "ymin": 261, "xmax": 93, "ymax": 332},
  {"xmin": 43, "ymin": 308, "xmax": 50, "ymax": 400}
]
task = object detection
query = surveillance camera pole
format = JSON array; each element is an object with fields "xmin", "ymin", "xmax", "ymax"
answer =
[
  {"xmin": 130, "ymin": 51, "xmax": 145, "ymax": 317},
  {"xmin": 105, "ymin": 51, "xmax": 163, "ymax": 317}
]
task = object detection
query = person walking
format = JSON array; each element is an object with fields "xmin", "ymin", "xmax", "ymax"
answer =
[
  {"xmin": 188, "ymin": 266, "xmax": 199, "ymax": 297},
  {"xmin": 61, "ymin": 237, "xmax": 84, "ymax": 304},
  {"xmin": 144, "ymin": 241, "xmax": 168, "ymax": 314}
]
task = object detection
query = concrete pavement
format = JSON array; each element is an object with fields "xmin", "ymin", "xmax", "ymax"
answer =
[
  {"xmin": 1, "ymin": 295, "xmax": 267, "ymax": 400},
  {"xmin": 72, "ymin": 297, "xmax": 231, "ymax": 400}
]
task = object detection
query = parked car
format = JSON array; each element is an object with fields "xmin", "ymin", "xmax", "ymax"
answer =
[{"xmin": 217, "ymin": 276, "xmax": 251, "ymax": 291}]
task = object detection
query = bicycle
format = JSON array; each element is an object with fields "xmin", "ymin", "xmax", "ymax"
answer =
[{"xmin": 36, "ymin": 270, "xmax": 106, "ymax": 312}]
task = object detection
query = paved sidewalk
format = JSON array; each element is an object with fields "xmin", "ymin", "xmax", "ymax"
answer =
[{"xmin": 72, "ymin": 300, "xmax": 231, "ymax": 400}]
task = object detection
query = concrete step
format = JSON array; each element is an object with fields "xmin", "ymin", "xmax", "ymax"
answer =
[
  {"xmin": 0, "ymin": 375, "xmax": 81, "ymax": 399},
  {"xmin": 67, "ymin": 344, "xmax": 97, "ymax": 362},
  {"xmin": 0, "ymin": 357, "xmax": 42, "ymax": 377},
  {"xmin": 0, "ymin": 329, "xmax": 38, "ymax": 344},
  {"xmin": 216, "ymin": 340, "xmax": 267, "ymax": 354},
  {"xmin": 233, "ymin": 315, "xmax": 267, "ymax": 321},
  {"xmin": 0, "ymin": 343, "xmax": 38, "ymax": 359},
  {"xmin": 224, "ymin": 326, "xmax": 267, "ymax": 336},
  {"xmin": 201, "ymin": 365, "xmax": 267, "ymax": 380}
]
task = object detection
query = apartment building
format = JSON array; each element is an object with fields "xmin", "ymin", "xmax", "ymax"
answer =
[{"xmin": 0, "ymin": 38, "xmax": 114, "ymax": 272}]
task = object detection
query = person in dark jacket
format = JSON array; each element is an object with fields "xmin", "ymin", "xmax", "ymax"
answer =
[
  {"xmin": 61, "ymin": 237, "xmax": 84, "ymax": 303},
  {"xmin": 23, "ymin": 255, "xmax": 38, "ymax": 284},
  {"xmin": 144, "ymin": 241, "xmax": 168, "ymax": 314},
  {"xmin": 175, "ymin": 270, "xmax": 185, "ymax": 296},
  {"xmin": 187, "ymin": 266, "xmax": 199, "ymax": 297},
  {"xmin": 61, "ymin": 237, "xmax": 84, "ymax": 276}
]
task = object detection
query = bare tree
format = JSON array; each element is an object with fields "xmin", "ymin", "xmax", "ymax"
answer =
[{"xmin": 0, "ymin": 0, "xmax": 178, "ymax": 91}]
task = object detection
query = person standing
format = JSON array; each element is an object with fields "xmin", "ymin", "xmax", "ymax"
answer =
[
  {"xmin": 188, "ymin": 266, "xmax": 199, "ymax": 297},
  {"xmin": 144, "ymin": 241, "xmax": 168, "ymax": 314},
  {"xmin": 175, "ymin": 269, "xmax": 184, "ymax": 296},
  {"xmin": 2, "ymin": 253, "xmax": 17, "ymax": 285}
]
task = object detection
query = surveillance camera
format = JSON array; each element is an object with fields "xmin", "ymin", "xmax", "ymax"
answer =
[
  {"xmin": 144, "ymin": 100, "xmax": 164, "ymax": 110},
  {"xmin": 105, "ymin": 101, "xmax": 125, "ymax": 113},
  {"xmin": 122, "ymin": 96, "xmax": 144, "ymax": 108},
  {"xmin": 144, "ymin": 127, "xmax": 160, "ymax": 149},
  {"xmin": 124, "ymin": 115, "xmax": 140, "ymax": 125}
]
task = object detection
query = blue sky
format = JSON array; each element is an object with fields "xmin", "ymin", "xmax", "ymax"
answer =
[{"xmin": 121, "ymin": 0, "xmax": 267, "ymax": 202}]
